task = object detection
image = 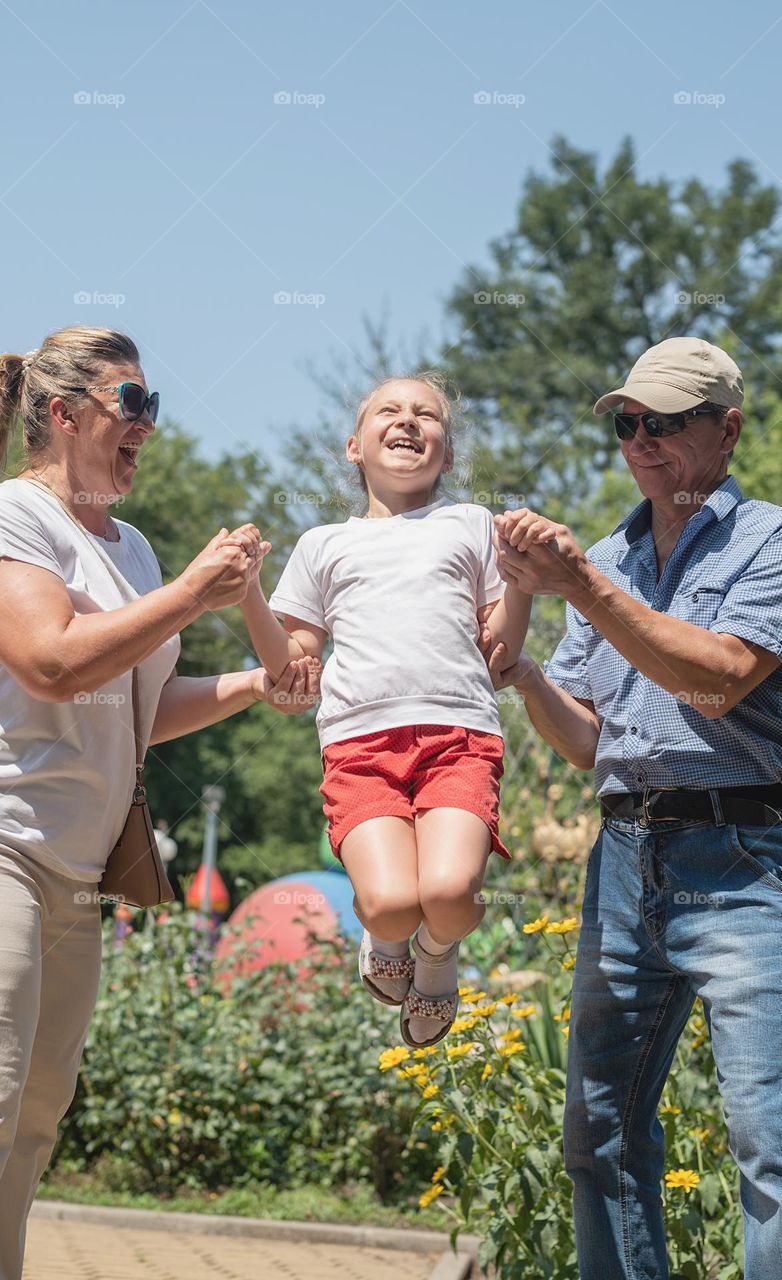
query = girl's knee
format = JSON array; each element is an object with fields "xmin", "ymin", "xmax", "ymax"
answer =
[
  {"xmin": 419, "ymin": 877, "xmax": 485, "ymax": 936},
  {"xmin": 355, "ymin": 889, "xmax": 421, "ymax": 939}
]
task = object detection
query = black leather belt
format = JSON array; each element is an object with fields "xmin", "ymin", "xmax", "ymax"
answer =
[{"xmin": 600, "ymin": 785, "xmax": 782, "ymax": 827}]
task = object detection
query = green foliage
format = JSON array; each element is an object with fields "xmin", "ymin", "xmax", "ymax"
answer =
[{"xmin": 54, "ymin": 911, "xmax": 435, "ymax": 1199}]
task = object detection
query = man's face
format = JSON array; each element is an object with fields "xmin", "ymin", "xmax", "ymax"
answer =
[{"xmin": 618, "ymin": 398, "xmax": 742, "ymax": 503}]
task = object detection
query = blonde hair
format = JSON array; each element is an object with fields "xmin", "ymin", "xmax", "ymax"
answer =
[{"xmin": 0, "ymin": 326, "xmax": 140, "ymax": 472}]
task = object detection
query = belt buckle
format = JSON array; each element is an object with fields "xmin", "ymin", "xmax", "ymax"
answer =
[{"xmin": 641, "ymin": 787, "xmax": 679, "ymax": 826}]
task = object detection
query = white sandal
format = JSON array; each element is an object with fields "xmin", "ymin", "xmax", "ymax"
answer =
[
  {"xmin": 358, "ymin": 930, "xmax": 414, "ymax": 1007},
  {"xmin": 399, "ymin": 933, "xmax": 459, "ymax": 1048}
]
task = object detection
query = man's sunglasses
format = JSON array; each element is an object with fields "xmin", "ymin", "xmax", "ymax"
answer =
[
  {"xmin": 76, "ymin": 382, "xmax": 160, "ymax": 424},
  {"xmin": 613, "ymin": 403, "xmax": 725, "ymax": 442}
]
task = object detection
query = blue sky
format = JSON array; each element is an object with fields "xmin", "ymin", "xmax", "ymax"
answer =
[{"xmin": 1, "ymin": 0, "xmax": 779, "ymax": 466}]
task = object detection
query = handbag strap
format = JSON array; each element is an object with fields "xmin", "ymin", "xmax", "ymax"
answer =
[{"xmin": 22, "ymin": 477, "xmax": 144, "ymax": 767}]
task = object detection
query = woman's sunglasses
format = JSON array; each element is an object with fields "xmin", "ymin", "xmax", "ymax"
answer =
[
  {"xmin": 613, "ymin": 403, "xmax": 725, "ymax": 442},
  {"xmin": 77, "ymin": 382, "xmax": 160, "ymax": 424}
]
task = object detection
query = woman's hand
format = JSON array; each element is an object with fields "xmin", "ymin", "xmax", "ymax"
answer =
[
  {"xmin": 249, "ymin": 656, "xmax": 322, "ymax": 714},
  {"xmin": 178, "ymin": 525, "xmax": 269, "ymax": 610}
]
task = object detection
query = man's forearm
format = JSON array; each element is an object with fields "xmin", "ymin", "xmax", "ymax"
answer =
[
  {"xmin": 515, "ymin": 663, "xmax": 599, "ymax": 770},
  {"xmin": 568, "ymin": 566, "xmax": 746, "ymax": 712}
]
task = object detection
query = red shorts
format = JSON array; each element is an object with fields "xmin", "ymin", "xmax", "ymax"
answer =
[{"xmin": 320, "ymin": 724, "xmax": 509, "ymax": 861}]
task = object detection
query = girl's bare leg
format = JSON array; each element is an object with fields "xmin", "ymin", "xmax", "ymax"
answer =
[{"xmin": 341, "ymin": 816, "xmax": 422, "ymax": 1001}]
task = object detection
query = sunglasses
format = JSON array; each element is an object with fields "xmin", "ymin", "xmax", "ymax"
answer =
[
  {"xmin": 77, "ymin": 382, "xmax": 160, "ymax": 424},
  {"xmin": 613, "ymin": 403, "xmax": 725, "ymax": 442}
]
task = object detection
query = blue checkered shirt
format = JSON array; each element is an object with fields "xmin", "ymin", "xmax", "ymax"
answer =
[{"xmin": 544, "ymin": 475, "xmax": 782, "ymax": 796}]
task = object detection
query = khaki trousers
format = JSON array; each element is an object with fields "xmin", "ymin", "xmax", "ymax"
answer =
[{"xmin": 0, "ymin": 846, "xmax": 102, "ymax": 1280}]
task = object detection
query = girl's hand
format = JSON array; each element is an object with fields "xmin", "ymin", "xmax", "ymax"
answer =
[
  {"xmin": 250, "ymin": 656, "xmax": 322, "ymax": 714},
  {"xmin": 179, "ymin": 526, "xmax": 266, "ymax": 610},
  {"xmin": 494, "ymin": 508, "xmax": 559, "ymax": 551}
]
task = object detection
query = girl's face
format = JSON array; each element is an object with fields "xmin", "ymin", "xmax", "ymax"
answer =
[{"xmin": 346, "ymin": 379, "xmax": 452, "ymax": 496}]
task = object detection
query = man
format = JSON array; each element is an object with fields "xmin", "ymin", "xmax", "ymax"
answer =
[{"xmin": 490, "ymin": 337, "xmax": 782, "ymax": 1278}]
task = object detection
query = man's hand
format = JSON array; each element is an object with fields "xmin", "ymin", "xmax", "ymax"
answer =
[
  {"xmin": 250, "ymin": 656, "xmax": 322, "ymax": 714},
  {"xmin": 494, "ymin": 509, "xmax": 591, "ymax": 601},
  {"xmin": 479, "ymin": 630, "xmax": 538, "ymax": 694}
]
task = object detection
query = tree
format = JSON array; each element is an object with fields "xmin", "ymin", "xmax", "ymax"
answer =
[{"xmin": 444, "ymin": 136, "xmax": 782, "ymax": 518}]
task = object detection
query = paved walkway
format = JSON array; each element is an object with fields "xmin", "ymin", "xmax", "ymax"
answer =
[{"xmin": 24, "ymin": 1217, "xmax": 440, "ymax": 1280}]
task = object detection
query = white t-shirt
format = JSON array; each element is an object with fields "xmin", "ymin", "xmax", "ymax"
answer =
[
  {"xmin": 0, "ymin": 478, "xmax": 181, "ymax": 882},
  {"xmin": 269, "ymin": 498, "xmax": 505, "ymax": 749}
]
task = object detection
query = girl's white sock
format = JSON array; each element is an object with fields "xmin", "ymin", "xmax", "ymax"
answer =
[
  {"xmin": 369, "ymin": 934, "xmax": 409, "ymax": 958},
  {"xmin": 414, "ymin": 922, "xmax": 459, "ymax": 997}
]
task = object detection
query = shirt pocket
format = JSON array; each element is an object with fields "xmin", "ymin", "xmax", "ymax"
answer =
[{"xmin": 675, "ymin": 582, "xmax": 728, "ymax": 626}]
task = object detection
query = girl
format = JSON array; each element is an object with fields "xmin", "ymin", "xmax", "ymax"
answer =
[{"xmin": 241, "ymin": 373, "xmax": 531, "ymax": 1047}]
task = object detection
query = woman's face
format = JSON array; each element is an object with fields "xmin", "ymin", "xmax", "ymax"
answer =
[
  {"xmin": 62, "ymin": 364, "xmax": 157, "ymax": 501},
  {"xmin": 346, "ymin": 379, "xmax": 452, "ymax": 496}
]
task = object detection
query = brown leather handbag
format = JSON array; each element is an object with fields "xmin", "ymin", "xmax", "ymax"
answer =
[{"xmin": 100, "ymin": 667, "xmax": 175, "ymax": 908}]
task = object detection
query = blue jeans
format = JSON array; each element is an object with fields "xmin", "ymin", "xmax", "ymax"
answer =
[{"xmin": 564, "ymin": 816, "xmax": 782, "ymax": 1279}]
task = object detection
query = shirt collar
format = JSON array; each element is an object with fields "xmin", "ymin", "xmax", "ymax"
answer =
[{"xmin": 612, "ymin": 474, "xmax": 744, "ymax": 546}]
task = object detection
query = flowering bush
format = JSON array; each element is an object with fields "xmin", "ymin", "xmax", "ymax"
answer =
[{"xmin": 381, "ymin": 918, "xmax": 744, "ymax": 1279}]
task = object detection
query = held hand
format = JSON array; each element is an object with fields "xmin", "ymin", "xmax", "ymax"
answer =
[
  {"xmin": 495, "ymin": 509, "xmax": 589, "ymax": 599},
  {"xmin": 179, "ymin": 525, "xmax": 266, "ymax": 611},
  {"xmin": 250, "ymin": 656, "xmax": 322, "ymax": 714}
]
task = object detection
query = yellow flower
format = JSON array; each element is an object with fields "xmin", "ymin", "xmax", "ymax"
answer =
[
  {"xmin": 562, "ymin": 956, "xmax": 576, "ymax": 970},
  {"xmin": 472, "ymin": 1002, "xmax": 498, "ymax": 1018},
  {"xmin": 665, "ymin": 1169, "xmax": 700, "ymax": 1193},
  {"xmin": 458, "ymin": 986, "xmax": 477, "ymax": 996},
  {"xmin": 397, "ymin": 1063, "xmax": 428, "ymax": 1080},
  {"xmin": 499, "ymin": 1028, "xmax": 523, "ymax": 1043},
  {"xmin": 489, "ymin": 967, "xmax": 504, "ymax": 979},
  {"xmin": 379, "ymin": 1046, "xmax": 410, "ymax": 1071},
  {"xmin": 523, "ymin": 916, "xmax": 549, "ymax": 934},
  {"xmin": 481, "ymin": 1063, "xmax": 492, "ymax": 1081},
  {"xmin": 167, "ymin": 1108, "xmax": 183, "ymax": 1127},
  {"xmin": 562, "ymin": 1026, "xmax": 570, "ymax": 1040},
  {"xmin": 689, "ymin": 1127, "xmax": 711, "ymax": 1142},
  {"xmin": 660, "ymin": 1104, "xmax": 681, "ymax": 1116},
  {"xmin": 554, "ymin": 1007, "xmax": 571, "ymax": 1022},
  {"xmin": 460, "ymin": 990, "xmax": 487, "ymax": 1003},
  {"xmin": 545, "ymin": 917, "xmax": 580, "ymax": 934},
  {"xmin": 413, "ymin": 1046, "xmax": 438, "ymax": 1059},
  {"xmin": 431, "ymin": 1166, "xmax": 446, "ymax": 1183},
  {"xmin": 498, "ymin": 1042, "xmax": 525, "ymax": 1058},
  {"xmin": 512, "ymin": 1003, "xmax": 537, "ymax": 1019},
  {"xmin": 422, "ymin": 1083, "xmax": 440, "ymax": 1098},
  {"xmin": 451, "ymin": 1017, "xmax": 479, "ymax": 1034},
  {"xmin": 419, "ymin": 1183, "xmax": 444, "ymax": 1208},
  {"xmin": 446, "ymin": 1042, "xmax": 476, "ymax": 1058},
  {"xmin": 497, "ymin": 993, "xmax": 519, "ymax": 1005}
]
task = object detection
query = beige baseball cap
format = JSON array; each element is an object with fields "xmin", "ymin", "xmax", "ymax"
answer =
[{"xmin": 593, "ymin": 337, "xmax": 744, "ymax": 416}]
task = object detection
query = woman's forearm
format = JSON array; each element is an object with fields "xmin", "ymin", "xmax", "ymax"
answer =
[
  {"xmin": 515, "ymin": 662, "xmax": 599, "ymax": 770},
  {"xmin": 45, "ymin": 579, "xmax": 203, "ymax": 699},
  {"xmin": 241, "ymin": 582, "xmax": 308, "ymax": 680},
  {"xmin": 150, "ymin": 671, "xmax": 259, "ymax": 744}
]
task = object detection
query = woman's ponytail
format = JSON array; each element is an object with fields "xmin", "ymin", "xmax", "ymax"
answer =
[{"xmin": 0, "ymin": 353, "xmax": 26, "ymax": 473}]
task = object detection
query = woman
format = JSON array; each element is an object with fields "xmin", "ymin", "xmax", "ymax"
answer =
[{"xmin": 0, "ymin": 325, "xmax": 319, "ymax": 1279}]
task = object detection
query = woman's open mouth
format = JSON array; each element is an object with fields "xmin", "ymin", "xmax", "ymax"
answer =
[{"xmin": 118, "ymin": 442, "xmax": 141, "ymax": 468}]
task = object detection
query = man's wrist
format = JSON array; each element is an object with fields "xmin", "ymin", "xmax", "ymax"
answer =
[{"xmin": 564, "ymin": 558, "xmax": 607, "ymax": 614}]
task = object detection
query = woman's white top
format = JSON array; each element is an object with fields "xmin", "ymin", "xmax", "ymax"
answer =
[
  {"xmin": 269, "ymin": 498, "xmax": 505, "ymax": 750},
  {"xmin": 0, "ymin": 478, "xmax": 180, "ymax": 882}
]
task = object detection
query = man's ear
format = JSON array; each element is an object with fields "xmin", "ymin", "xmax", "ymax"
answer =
[{"xmin": 722, "ymin": 409, "xmax": 742, "ymax": 455}]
